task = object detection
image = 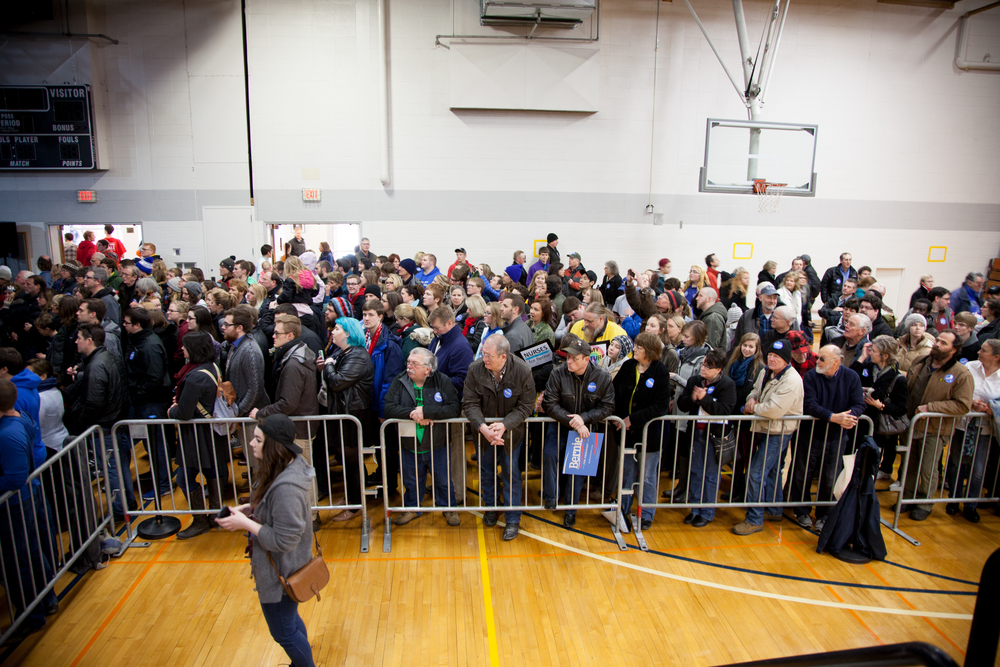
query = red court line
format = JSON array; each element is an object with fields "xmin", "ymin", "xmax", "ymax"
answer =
[
  {"xmin": 864, "ymin": 563, "xmax": 967, "ymax": 657},
  {"xmin": 68, "ymin": 537, "xmax": 174, "ymax": 667},
  {"xmin": 766, "ymin": 523, "xmax": 884, "ymax": 645}
]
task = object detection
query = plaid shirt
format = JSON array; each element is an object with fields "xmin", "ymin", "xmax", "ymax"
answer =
[
  {"xmin": 793, "ymin": 350, "xmax": 817, "ymax": 377},
  {"xmin": 64, "ymin": 242, "xmax": 77, "ymax": 263}
]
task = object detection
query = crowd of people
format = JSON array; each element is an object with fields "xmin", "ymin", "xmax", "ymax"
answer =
[{"xmin": 1, "ymin": 226, "xmax": 999, "ymax": 646}]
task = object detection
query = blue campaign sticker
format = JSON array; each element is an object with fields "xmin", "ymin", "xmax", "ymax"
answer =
[
  {"xmin": 587, "ymin": 382, "xmax": 597, "ymax": 393},
  {"xmin": 773, "ymin": 341, "xmax": 784, "ymax": 349},
  {"xmin": 944, "ymin": 374, "xmax": 955, "ymax": 384},
  {"xmin": 862, "ymin": 368, "xmax": 869, "ymax": 377},
  {"xmin": 959, "ymin": 358, "xmax": 968, "ymax": 365},
  {"xmin": 456, "ymin": 314, "xmax": 464, "ymax": 322},
  {"xmin": 940, "ymin": 317, "xmax": 947, "ymax": 325},
  {"xmin": 645, "ymin": 378, "xmax": 655, "ymax": 388},
  {"xmin": 129, "ymin": 351, "xmax": 135, "ymax": 360},
  {"xmin": 503, "ymin": 388, "xmax": 512, "ymax": 399},
  {"xmin": 707, "ymin": 386, "xmax": 715, "ymax": 394},
  {"xmin": 835, "ymin": 278, "xmax": 842, "ymax": 284},
  {"xmin": 434, "ymin": 392, "xmax": 443, "ymax": 403}
]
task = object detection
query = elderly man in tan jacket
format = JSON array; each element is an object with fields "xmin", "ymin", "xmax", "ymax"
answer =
[
  {"xmin": 733, "ymin": 338, "xmax": 805, "ymax": 536},
  {"xmin": 901, "ymin": 329, "xmax": 974, "ymax": 521}
]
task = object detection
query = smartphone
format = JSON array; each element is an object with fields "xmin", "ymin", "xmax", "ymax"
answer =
[{"xmin": 217, "ymin": 506, "xmax": 232, "ymax": 519}]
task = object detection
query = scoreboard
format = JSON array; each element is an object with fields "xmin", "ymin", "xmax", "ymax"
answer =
[{"xmin": 0, "ymin": 85, "xmax": 96, "ymax": 170}]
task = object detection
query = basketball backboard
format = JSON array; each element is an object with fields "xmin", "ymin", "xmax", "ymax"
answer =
[{"xmin": 699, "ymin": 118, "xmax": 818, "ymax": 196}]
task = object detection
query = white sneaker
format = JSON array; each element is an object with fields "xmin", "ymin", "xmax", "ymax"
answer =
[
  {"xmin": 888, "ymin": 480, "xmax": 902, "ymax": 492},
  {"xmin": 876, "ymin": 471, "xmax": 893, "ymax": 481}
]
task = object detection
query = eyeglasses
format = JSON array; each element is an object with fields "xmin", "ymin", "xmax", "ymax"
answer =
[
  {"xmin": 220, "ymin": 322, "xmax": 232, "ymax": 329},
  {"xmin": 405, "ymin": 360, "xmax": 426, "ymax": 367}
]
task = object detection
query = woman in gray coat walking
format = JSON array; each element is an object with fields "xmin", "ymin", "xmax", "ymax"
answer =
[{"xmin": 217, "ymin": 414, "xmax": 316, "ymax": 667}]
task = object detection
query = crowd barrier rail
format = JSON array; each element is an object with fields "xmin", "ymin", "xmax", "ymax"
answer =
[
  {"xmin": 888, "ymin": 411, "xmax": 998, "ymax": 547},
  {"xmin": 379, "ymin": 416, "xmax": 629, "ymax": 553},
  {"xmin": 109, "ymin": 414, "xmax": 374, "ymax": 553},
  {"xmin": 1, "ymin": 426, "xmax": 113, "ymax": 645},
  {"xmin": 628, "ymin": 414, "xmax": 876, "ymax": 551}
]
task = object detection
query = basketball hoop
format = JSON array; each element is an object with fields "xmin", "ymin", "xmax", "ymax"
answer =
[{"xmin": 754, "ymin": 179, "xmax": 787, "ymax": 214}]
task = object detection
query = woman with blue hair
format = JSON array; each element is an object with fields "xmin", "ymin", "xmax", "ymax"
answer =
[{"xmin": 321, "ymin": 317, "xmax": 374, "ymax": 520}]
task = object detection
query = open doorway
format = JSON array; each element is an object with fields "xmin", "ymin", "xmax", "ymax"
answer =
[
  {"xmin": 53, "ymin": 223, "xmax": 143, "ymax": 264},
  {"xmin": 267, "ymin": 223, "xmax": 361, "ymax": 264}
]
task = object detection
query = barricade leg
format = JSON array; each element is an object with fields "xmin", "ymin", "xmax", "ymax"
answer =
[{"xmin": 621, "ymin": 449, "xmax": 638, "ymax": 518}]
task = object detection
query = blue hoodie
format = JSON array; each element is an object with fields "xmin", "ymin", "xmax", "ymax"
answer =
[
  {"xmin": 11, "ymin": 368, "xmax": 45, "ymax": 469},
  {"xmin": 0, "ymin": 412, "xmax": 41, "ymax": 504}
]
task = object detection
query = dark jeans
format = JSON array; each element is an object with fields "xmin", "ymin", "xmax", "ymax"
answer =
[
  {"xmin": 104, "ymin": 426, "xmax": 135, "ymax": 516},
  {"xmin": 0, "ymin": 487, "xmax": 60, "ymax": 631},
  {"xmin": 946, "ymin": 429, "xmax": 996, "ymax": 509},
  {"xmin": 543, "ymin": 423, "xmax": 588, "ymax": 516},
  {"xmin": 876, "ymin": 432, "xmax": 900, "ymax": 474},
  {"xmin": 259, "ymin": 595, "xmax": 315, "ymax": 667},
  {"xmin": 400, "ymin": 447, "xmax": 455, "ymax": 510},
  {"xmin": 479, "ymin": 441, "xmax": 523, "ymax": 524},
  {"xmin": 788, "ymin": 435, "xmax": 846, "ymax": 519}
]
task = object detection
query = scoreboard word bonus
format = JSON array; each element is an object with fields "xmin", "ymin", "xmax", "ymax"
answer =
[{"xmin": 0, "ymin": 85, "xmax": 96, "ymax": 170}]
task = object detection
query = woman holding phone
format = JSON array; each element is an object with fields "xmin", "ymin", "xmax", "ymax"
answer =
[{"xmin": 217, "ymin": 413, "xmax": 316, "ymax": 667}]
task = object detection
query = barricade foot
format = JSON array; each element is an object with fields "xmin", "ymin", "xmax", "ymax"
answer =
[
  {"xmin": 360, "ymin": 517, "xmax": 370, "ymax": 553},
  {"xmin": 136, "ymin": 515, "xmax": 181, "ymax": 540},
  {"xmin": 632, "ymin": 512, "xmax": 649, "ymax": 551},
  {"xmin": 611, "ymin": 509, "xmax": 628, "ymax": 551},
  {"xmin": 382, "ymin": 517, "xmax": 392, "ymax": 553},
  {"xmin": 881, "ymin": 517, "xmax": 921, "ymax": 546}
]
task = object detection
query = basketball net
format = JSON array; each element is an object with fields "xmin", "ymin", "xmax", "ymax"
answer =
[{"xmin": 754, "ymin": 179, "xmax": 787, "ymax": 214}]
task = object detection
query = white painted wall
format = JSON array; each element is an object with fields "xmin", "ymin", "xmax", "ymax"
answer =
[{"xmin": 0, "ymin": 0, "xmax": 998, "ymax": 304}]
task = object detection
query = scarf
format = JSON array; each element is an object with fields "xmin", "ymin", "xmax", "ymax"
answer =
[
  {"xmin": 966, "ymin": 285, "xmax": 982, "ymax": 316},
  {"xmin": 366, "ymin": 323, "xmax": 383, "ymax": 356},
  {"xmin": 728, "ymin": 355, "xmax": 754, "ymax": 387}
]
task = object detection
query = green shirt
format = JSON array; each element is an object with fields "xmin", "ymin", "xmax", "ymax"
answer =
[{"xmin": 413, "ymin": 383, "xmax": 426, "ymax": 452}]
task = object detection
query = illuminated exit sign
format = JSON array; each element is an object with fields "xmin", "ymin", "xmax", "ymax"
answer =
[
  {"xmin": 301, "ymin": 188, "xmax": 321, "ymax": 202},
  {"xmin": 77, "ymin": 190, "xmax": 97, "ymax": 202}
]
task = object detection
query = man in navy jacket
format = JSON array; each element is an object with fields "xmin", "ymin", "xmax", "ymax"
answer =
[
  {"xmin": 428, "ymin": 305, "xmax": 474, "ymax": 505},
  {"xmin": 791, "ymin": 345, "xmax": 865, "ymax": 531}
]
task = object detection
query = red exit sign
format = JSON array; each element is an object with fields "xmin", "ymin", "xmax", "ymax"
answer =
[
  {"xmin": 77, "ymin": 190, "xmax": 97, "ymax": 203},
  {"xmin": 301, "ymin": 188, "xmax": 321, "ymax": 202}
]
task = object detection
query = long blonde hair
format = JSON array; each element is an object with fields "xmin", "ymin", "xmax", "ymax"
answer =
[
  {"xmin": 683, "ymin": 266, "xmax": 708, "ymax": 291},
  {"xmin": 394, "ymin": 303, "xmax": 428, "ymax": 328},
  {"xmin": 283, "ymin": 256, "xmax": 306, "ymax": 290}
]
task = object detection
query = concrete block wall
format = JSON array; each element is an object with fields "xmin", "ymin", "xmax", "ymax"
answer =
[{"xmin": 0, "ymin": 0, "xmax": 997, "ymax": 311}]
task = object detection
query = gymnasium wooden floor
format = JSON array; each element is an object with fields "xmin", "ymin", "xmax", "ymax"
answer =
[{"xmin": 1, "ymin": 465, "xmax": 996, "ymax": 667}]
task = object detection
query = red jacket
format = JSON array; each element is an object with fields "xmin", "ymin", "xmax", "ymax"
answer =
[{"xmin": 76, "ymin": 240, "xmax": 97, "ymax": 267}]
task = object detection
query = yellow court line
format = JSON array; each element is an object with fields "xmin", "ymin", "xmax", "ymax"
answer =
[
  {"xmin": 508, "ymin": 523, "xmax": 973, "ymax": 621},
  {"xmin": 476, "ymin": 516, "xmax": 500, "ymax": 667}
]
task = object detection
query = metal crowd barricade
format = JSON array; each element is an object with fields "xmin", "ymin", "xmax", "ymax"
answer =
[
  {"xmin": 109, "ymin": 414, "xmax": 373, "ymax": 553},
  {"xmin": 887, "ymin": 411, "xmax": 997, "ymax": 547},
  {"xmin": 626, "ymin": 414, "xmax": 874, "ymax": 551},
  {"xmin": 1, "ymin": 426, "xmax": 113, "ymax": 645},
  {"xmin": 379, "ymin": 416, "xmax": 628, "ymax": 553}
]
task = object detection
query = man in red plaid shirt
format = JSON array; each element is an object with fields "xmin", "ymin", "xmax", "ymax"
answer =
[{"xmin": 788, "ymin": 330, "xmax": 817, "ymax": 377}]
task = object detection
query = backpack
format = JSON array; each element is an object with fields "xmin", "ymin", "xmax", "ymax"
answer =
[{"xmin": 195, "ymin": 364, "xmax": 238, "ymax": 435}]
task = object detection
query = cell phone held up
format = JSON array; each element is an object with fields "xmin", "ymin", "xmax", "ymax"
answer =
[{"xmin": 217, "ymin": 505, "xmax": 232, "ymax": 519}]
